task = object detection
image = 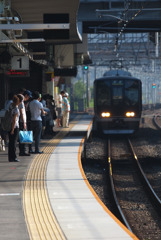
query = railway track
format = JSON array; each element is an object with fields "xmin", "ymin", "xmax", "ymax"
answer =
[
  {"xmin": 134, "ymin": 114, "xmax": 161, "ymax": 205},
  {"xmin": 108, "ymin": 136, "xmax": 161, "ymax": 240},
  {"xmin": 83, "ymin": 112, "xmax": 161, "ymax": 239},
  {"xmin": 153, "ymin": 114, "xmax": 161, "ymax": 129}
]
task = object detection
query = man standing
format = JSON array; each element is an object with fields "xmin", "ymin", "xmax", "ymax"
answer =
[
  {"xmin": 62, "ymin": 92, "xmax": 70, "ymax": 128},
  {"xmin": 29, "ymin": 91, "xmax": 47, "ymax": 154},
  {"xmin": 56, "ymin": 91, "xmax": 64, "ymax": 127}
]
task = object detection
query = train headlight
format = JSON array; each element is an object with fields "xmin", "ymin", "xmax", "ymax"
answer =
[
  {"xmin": 126, "ymin": 112, "xmax": 135, "ymax": 117},
  {"xmin": 101, "ymin": 112, "xmax": 111, "ymax": 118}
]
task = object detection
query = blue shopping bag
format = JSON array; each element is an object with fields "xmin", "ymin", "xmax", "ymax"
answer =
[{"xmin": 19, "ymin": 130, "xmax": 33, "ymax": 144}]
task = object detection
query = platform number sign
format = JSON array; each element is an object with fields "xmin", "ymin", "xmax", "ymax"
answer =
[{"xmin": 11, "ymin": 56, "xmax": 29, "ymax": 70}]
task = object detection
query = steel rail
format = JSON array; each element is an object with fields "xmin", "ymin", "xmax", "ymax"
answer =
[
  {"xmin": 153, "ymin": 115, "xmax": 161, "ymax": 129},
  {"xmin": 128, "ymin": 138, "xmax": 161, "ymax": 211},
  {"xmin": 107, "ymin": 138, "xmax": 133, "ymax": 232}
]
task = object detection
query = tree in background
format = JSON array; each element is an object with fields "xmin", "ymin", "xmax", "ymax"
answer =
[
  {"xmin": 73, "ymin": 80, "xmax": 86, "ymax": 100},
  {"xmin": 73, "ymin": 80, "xmax": 86, "ymax": 111}
]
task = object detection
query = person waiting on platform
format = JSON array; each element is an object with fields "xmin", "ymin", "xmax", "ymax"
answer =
[
  {"xmin": 29, "ymin": 91, "xmax": 47, "ymax": 154},
  {"xmin": 17, "ymin": 93, "xmax": 31, "ymax": 157},
  {"xmin": 40, "ymin": 94, "xmax": 54, "ymax": 136},
  {"xmin": 56, "ymin": 91, "xmax": 64, "ymax": 127},
  {"xmin": 62, "ymin": 92, "xmax": 70, "ymax": 128},
  {"xmin": 2, "ymin": 91, "xmax": 14, "ymax": 145},
  {"xmin": 45, "ymin": 94, "xmax": 56, "ymax": 135},
  {"xmin": 8, "ymin": 95, "xmax": 20, "ymax": 162}
]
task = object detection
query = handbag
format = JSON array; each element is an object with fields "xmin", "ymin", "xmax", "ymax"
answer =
[
  {"xmin": 19, "ymin": 130, "xmax": 33, "ymax": 144},
  {"xmin": 0, "ymin": 136, "xmax": 5, "ymax": 152}
]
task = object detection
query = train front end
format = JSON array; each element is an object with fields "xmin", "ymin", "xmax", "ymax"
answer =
[{"xmin": 93, "ymin": 76, "xmax": 142, "ymax": 134}]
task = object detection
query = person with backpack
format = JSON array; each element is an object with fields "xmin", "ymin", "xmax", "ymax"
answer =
[
  {"xmin": 1, "ymin": 91, "xmax": 14, "ymax": 145},
  {"xmin": 8, "ymin": 95, "xmax": 20, "ymax": 162}
]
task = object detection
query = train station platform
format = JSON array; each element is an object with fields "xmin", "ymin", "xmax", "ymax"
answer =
[{"xmin": 0, "ymin": 113, "xmax": 137, "ymax": 240}]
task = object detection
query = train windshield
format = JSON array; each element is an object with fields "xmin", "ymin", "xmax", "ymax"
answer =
[
  {"xmin": 112, "ymin": 80, "xmax": 123, "ymax": 105},
  {"xmin": 125, "ymin": 80, "xmax": 139, "ymax": 105},
  {"xmin": 96, "ymin": 78, "xmax": 140, "ymax": 107},
  {"xmin": 112, "ymin": 87, "xmax": 123, "ymax": 104},
  {"xmin": 96, "ymin": 81, "xmax": 111, "ymax": 106}
]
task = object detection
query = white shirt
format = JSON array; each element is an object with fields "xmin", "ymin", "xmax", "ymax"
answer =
[
  {"xmin": 29, "ymin": 99, "xmax": 43, "ymax": 121},
  {"xmin": 19, "ymin": 101, "xmax": 27, "ymax": 123},
  {"xmin": 56, "ymin": 94, "xmax": 62, "ymax": 108}
]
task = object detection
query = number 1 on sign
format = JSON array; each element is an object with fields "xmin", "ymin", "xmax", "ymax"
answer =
[{"xmin": 17, "ymin": 58, "xmax": 22, "ymax": 68}]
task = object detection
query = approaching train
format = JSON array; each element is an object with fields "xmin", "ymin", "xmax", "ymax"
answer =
[{"xmin": 93, "ymin": 69, "xmax": 142, "ymax": 134}]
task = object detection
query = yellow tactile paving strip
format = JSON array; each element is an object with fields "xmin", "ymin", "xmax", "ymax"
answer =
[{"xmin": 23, "ymin": 120, "xmax": 78, "ymax": 240}]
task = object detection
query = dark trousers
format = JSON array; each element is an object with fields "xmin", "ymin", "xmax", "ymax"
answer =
[
  {"xmin": 27, "ymin": 121, "xmax": 32, "ymax": 152},
  {"xmin": 31, "ymin": 121, "xmax": 42, "ymax": 152},
  {"xmin": 19, "ymin": 122, "xmax": 26, "ymax": 154},
  {"xmin": 8, "ymin": 127, "xmax": 19, "ymax": 161}
]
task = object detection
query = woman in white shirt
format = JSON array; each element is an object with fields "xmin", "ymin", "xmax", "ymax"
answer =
[{"xmin": 17, "ymin": 94, "xmax": 30, "ymax": 156}]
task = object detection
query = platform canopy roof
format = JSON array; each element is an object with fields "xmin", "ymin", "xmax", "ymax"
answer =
[{"xmin": 11, "ymin": 0, "xmax": 81, "ymax": 44}]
